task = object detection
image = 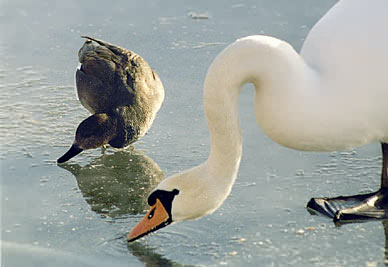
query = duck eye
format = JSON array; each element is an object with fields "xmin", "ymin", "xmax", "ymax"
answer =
[{"xmin": 148, "ymin": 208, "xmax": 155, "ymax": 219}]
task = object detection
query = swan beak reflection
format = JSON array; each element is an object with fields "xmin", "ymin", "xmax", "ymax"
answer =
[{"xmin": 127, "ymin": 198, "xmax": 172, "ymax": 242}]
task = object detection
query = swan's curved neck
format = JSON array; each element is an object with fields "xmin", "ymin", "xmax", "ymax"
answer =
[{"xmin": 203, "ymin": 36, "xmax": 313, "ymax": 193}]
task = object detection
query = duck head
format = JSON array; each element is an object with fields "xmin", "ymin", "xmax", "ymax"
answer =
[{"xmin": 57, "ymin": 113, "xmax": 117, "ymax": 163}]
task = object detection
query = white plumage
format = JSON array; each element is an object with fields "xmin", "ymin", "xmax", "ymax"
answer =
[{"xmin": 128, "ymin": 0, "xmax": 388, "ymax": 241}]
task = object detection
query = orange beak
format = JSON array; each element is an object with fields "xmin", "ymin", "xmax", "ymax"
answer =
[{"xmin": 127, "ymin": 198, "xmax": 172, "ymax": 242}]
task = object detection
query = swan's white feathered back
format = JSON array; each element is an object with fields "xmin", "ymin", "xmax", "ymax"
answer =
[
  {"xmin": 155, "ymin": 0, "xmax": 388, "ymax": 222},
  {"xmin": 300, "ymin": 0, "xmax": 388, "ymax": 145}
]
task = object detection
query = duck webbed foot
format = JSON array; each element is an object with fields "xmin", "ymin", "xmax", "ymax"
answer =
[{"xmin": 307, "ymin": 188, "xmax": 388, "ymax": 223}]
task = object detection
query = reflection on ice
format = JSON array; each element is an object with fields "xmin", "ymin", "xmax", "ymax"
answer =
[
  {"xmin": 128, "ymin": 242, "xmax": 194, "ymax": 267},
  {"xmin": 59, "ymin": 149, "xmax": 192, "ymax": 265},
  {"xmin": 58, "ymin": 150, "xmax": 165, "ymax": 217}
]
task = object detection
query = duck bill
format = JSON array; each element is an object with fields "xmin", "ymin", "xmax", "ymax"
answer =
[
  {"xmin": 57, "ymin": 144, "xmax": 83, "ymax": 163},
  {"xmin": 127, "ymin": 199, "xmax": 172, "ymax": 242}
]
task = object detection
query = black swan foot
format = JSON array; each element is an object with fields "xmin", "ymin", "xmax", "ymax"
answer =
[
  {"xmin": 307, "ymin": 188, "xmax": 388, "ymax": 223},
  {"xmin": 308, "ymin": 143, "xmax": 388, "ymax": 224}
]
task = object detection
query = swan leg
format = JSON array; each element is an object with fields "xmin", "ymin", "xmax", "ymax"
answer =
[{"xmin": 307, "ymin": 143, "xmax": 388, "ymax": 223}]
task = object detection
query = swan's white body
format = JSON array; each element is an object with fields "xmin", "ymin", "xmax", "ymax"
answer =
[{"xmin": 136, "ymin": 0, "xmax": 388, "ymax": 226}]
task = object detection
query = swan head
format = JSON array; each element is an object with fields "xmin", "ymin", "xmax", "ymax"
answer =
[
  {"xmin": 127, "ymin": 164, "xmax": 227, "ymax": 242},
  {"xmin": 57, "ymin": 113, "xmax": 117, "ymax": 163}
]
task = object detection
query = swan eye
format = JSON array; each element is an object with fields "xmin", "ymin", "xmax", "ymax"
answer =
[{"xmin": 148, "ymin": 208, "xmax": 155, "ymax": 219}]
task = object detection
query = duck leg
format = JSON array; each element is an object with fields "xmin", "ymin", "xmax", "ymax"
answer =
[
  {"xmin": 307, "ymin": 143, "xmax": 388, "ymax": 222},
  {"xmin": 101, "ymin": 144, "xmax": 107, "ymax": 155}
]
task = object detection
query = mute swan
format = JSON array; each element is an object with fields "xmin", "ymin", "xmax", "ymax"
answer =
[
  {"xmin": 128, "ymin": 0, "xmax": 388, "ymax": 242},
  {"xmin": 57, "ymin": 36, "xmax": 164, "ymax": 163}
]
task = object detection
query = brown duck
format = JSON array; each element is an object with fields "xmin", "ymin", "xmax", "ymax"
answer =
[{"xmin": 57, "ymin": 36, "xmax": 164, "ymax": 163}]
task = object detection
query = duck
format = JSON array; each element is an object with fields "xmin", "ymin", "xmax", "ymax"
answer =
[
  {"xmin": 57, "ymin": 36, "xmax": 164, "ymax": 163},
  {"xmin": 127, "ymin": 0, "xmax": 388, "ymax": 242}
]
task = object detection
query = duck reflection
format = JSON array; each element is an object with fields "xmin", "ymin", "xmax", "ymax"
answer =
[
  {"xmin": 59, "ymin": 151, "xmax": 191, "ymax": 265},
  {"xmin": 59, "ymin": 150, "xmax": 164, "ymax": 217}
]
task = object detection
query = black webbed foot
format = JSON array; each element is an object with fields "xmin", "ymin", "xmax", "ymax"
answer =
[{"xmin": 307, "ymin": 188, "xmax": 388, "ymax": 223}]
